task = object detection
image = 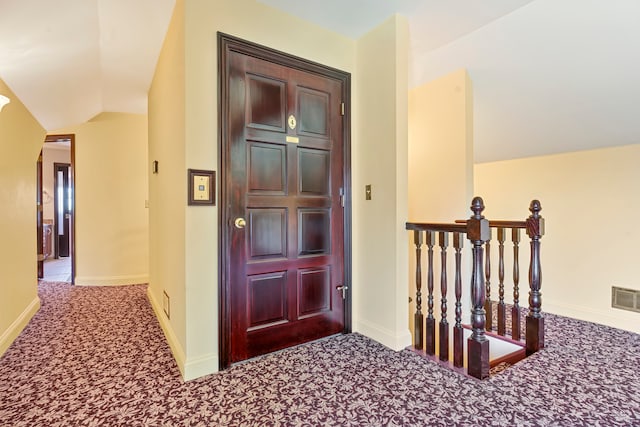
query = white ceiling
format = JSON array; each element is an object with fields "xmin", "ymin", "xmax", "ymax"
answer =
[
  {"xmin": 0, "ymin": 0, "xmax": 175, "ymax": 131},
  {"xmin": 1, "ymin": 0, "xmax": 639, "ymax": 162}
]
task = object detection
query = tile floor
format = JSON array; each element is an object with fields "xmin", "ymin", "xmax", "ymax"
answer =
[{"xmin": 43, "ymin": 257, "xmax": 72, "ymax": 282}]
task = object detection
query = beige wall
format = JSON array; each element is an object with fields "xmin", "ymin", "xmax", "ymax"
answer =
[
  {"xmin": 408, "ymin": 70, "xmax": 474, "ymax": 222},
  {"xmin": 407, "ymin": 69, "xmax": 475, "ymax": 339},
  {"xmin": 475, "ymin": 144, "xmax": 640, "ymax": 334},
  {"xmin": 352, "ymin": 15, "xmax": 411, "ymax": 350},
  {"xmin": 0, "ymin": 79, "xmax": 46, "ymax": 356},
  {"xmin": 149, "ymin": 0, "xmax": 411, "ymax": 379},
  {"xmin": 148, "ymin": 0, "xmax": 187, "ymax": 375},
  {"xmin": 54, "ymin": 113, "xmax": 149, "ymax": 286}
]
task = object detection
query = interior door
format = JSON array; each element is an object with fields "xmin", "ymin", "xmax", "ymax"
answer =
[
  {"xmin": 54, "ymin": 163, "xmax": 71, "ymax": 258},
  {"xmin": 221, "ymin": 36, "xmax": 350, "ymax": 365}
]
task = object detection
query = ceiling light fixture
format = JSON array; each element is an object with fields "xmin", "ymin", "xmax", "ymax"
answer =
[{"xmin": 0, "ymin": 94, "xmax": 10, "ymax": 111}]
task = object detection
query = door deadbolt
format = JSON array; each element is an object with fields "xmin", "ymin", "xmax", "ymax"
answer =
[{"xmin": 234, "ymin": 217, "xmax": 246, "ymax": 229}]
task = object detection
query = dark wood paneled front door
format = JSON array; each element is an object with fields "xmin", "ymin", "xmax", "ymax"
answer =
[{"xmin": 219, "ymin": 34, "xmax": 351, "ymax": 367}]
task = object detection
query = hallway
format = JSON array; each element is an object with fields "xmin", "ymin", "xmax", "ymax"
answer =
[{"xmin": 43, "ymin": 257, "xmax": 71, "ymax": 282}]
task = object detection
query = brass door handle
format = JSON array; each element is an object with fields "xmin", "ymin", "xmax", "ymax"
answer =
[{"xmin": 234, "ymin": 217, "xmax": 246, "ymax": 229}]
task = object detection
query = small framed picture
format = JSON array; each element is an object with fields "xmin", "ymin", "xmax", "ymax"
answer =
[{"xmin": 188, "ymin": 169, "xmax": 215, "ymax": 205}]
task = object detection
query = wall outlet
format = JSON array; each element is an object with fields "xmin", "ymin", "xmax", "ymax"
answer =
[{"xmin": 163, "ymin": 291, "xmax": 170, "ymax": 319}]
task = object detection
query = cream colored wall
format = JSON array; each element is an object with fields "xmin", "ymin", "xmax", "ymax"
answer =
[
  {"xmin": 42, "ymin": 145, "xmax": 71, "ymax": 257},
  {"xmin": 407, "ymin": 70, "xmax": 474, "ymax": 340},
  {"xmin": 408, "ymin": 70, "xmax": 474, "ymax": 222},
  {"xmin": 352, "ymin": 15, "xmax": 411, "ymax": 350},
  {"xmin": 148, "ymin": 0, "xmax": 411, "ymax": 380},
  {"xmin": 147, "ymin": 0, "xmax": 187, "ymax": 375},
  {"xmin": 0, "ymin": 79, "xmax": 46, "ymax": 356},
  {"xmin": 54, "ymin": 113, "xmax": 149, "ymax": 286},
  {"xmin": 475, "ymin": 144, "xmax": 640, "ymax": 334}
]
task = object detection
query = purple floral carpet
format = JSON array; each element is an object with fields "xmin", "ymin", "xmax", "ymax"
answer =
[{"xmin": 1, "ymin": 282, "xmax": 639, "ymax": 426}]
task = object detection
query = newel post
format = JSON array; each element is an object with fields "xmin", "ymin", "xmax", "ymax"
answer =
[
  {"xmin": 466, "ymin": 197, "xmax": 491, "ymax": 379},
  {"xmin": 526, "ymin": 200, "xmax": 545, "ymax": 355}
]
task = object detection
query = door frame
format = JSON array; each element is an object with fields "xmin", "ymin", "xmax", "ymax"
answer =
[
  {"xmin": 43, "ymin": 134, "xmax": 76, "ymax": 284},
  {"xmin": 217, "ymin": 33, "xmax": 352, "ymax": 369}
]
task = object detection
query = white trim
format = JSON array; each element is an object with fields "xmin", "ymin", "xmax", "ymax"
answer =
[
  {"xmin": 0, "ymin": 296, "xmax": 40, "ymax": 356},
  {"xmin": 147, "ymin": 287, "xmax": 186, "ymax": 377},
  {"xmin": 354, "ymin": 318, "xmax": 412, "ymax": 351},
  {"xmin": 75, "ymin": 274, "xmax": 149, "ymax": 286},
  {"xmin": 544, "ymin": 299, "xmax": 640, "ymax": 334},
  {"xmin": 183, "ymin": 353, "xmax": 218, "ymax": 381},
  {"xmin": 147, "ymin": 288, "xmax": 219, "ymax": 381}
]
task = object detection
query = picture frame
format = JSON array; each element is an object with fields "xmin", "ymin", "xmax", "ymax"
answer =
[{"xmin": 188, "ymin": 169, "xmax": 215, "ymax": 205}]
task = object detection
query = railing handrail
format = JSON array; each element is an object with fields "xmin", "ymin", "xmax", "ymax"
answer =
[
  {"xmin": 455, "ymin": 219, "xmax": 527, "ymax": 229},
  {"xmin": 405, "ymin": 222, "xmax": 467, "ymax": 233}
]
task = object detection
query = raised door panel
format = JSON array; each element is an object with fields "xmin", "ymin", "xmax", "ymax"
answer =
[
  {"xmin": 298, "ymin": 88, "xmax": 329, "ymax": 138},
  {"xmin": 298, "ymin": 148, "xmax": 329, "ymax": 196},
  {"xmin": 298, "ymin": 267, "xmax": 331, "ymax": 318},
  {"xmin": 247, "ymin": 208, "xmax": 287, "ymax": 260},
  {"xmin": 298, "ymin": 209, "xmax": 331, "ymax": 256},
  {"xmin": 247, "ymin": 272, "xmax": 288, "ymax": 330},
  {"xmin": 248, "ymin": 142, "xmax": 287, "ymax": 194},
  {"xmin": 246, "ymin": 74, "xmax": 286, "ymax": 132}
]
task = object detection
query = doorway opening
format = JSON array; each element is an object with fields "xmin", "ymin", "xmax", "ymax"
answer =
[
  {"xmin": 53, "ymin": 163, "xmax": 72, "ymax": 258},
  {"xmin": 38, "ymin": 134, "xmax": 75, "ymax": 283}
]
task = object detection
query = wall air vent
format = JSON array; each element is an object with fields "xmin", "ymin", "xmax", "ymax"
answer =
[{"xmin": 611, "ymin": 286, "xmax": 640, "ymax": 313}]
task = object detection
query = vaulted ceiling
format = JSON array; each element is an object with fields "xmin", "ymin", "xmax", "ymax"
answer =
[
  {"xmin": 1, "ymin": 0, "xmax": 639, "ymax": 162},
  {"xmin": 0, "ymin": 0, "xmax": 175, "ymax": 131}
]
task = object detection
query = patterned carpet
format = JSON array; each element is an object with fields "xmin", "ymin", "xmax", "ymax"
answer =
[{"xmin": 1, "ymin": 282, "xmax": 639, "ymax": 426}]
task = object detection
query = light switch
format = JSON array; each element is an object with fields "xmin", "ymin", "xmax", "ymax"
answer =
[{"xmin": 365, "ymin": 184, "xmax": 372, "ymax": 200}]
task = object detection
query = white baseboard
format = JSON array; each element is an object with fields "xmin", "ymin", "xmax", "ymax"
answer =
[
  {"xmin": 147, "ymin": 287, "xmax": 186, "ymax": 377},
  {"xmin": 146, "ymin": 288, "xmax": 219, "ymax": 381},
  {"xmin": 0, "ymin": 296, "xmax": 40, "ymax": 357},
  {"xmin": 544, "ymin": 299, "xmax": 640, "ymax": 334},
  {"xmin": 75, "ymin": 274, "xmax": 149, "ymax": 286},
  {"xmin": 183, "ymin": 352, "xmax": 219, "ymax": 381},
  {"xmin": 354, "ymin": 318, "xmax": 412, "ymax": 351}
]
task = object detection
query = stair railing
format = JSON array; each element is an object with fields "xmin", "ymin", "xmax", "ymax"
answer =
[{"xmin": 406, "ymin": 197, "xmax": 544, "ymax": 379}]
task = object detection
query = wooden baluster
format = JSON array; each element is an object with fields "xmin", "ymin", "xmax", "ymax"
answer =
[
  {"xmin": 439, "ymin": 232, "xmax": 449, "ymax": 361},
  {"xmin": 453, "ymin": 232, "xmax": 464, "ymax": 368},
  {"xmin": 466, "ymin": 197, "xmax": 491, "ymax": 379},
  {"xmin": 425, "ymin": 231, "xmax": 436, "ymax": 355},
  {"xmin": 526, "ymin": 200, "xmax": 545, "ymax": 355},
  {"xmin": 485, "ymin": 238, "xmax": 492, "ymax": 331},
  {"xmin": 511, "ymin": 228, "xmax": 521, "ymax": 340},
  {"xmin": 497, "ymin": 227, "xmax": 506, "ymax": 336},
  {"xmin": 413, "ymin": 230, "xmax": 424, "ymax": 350}
]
